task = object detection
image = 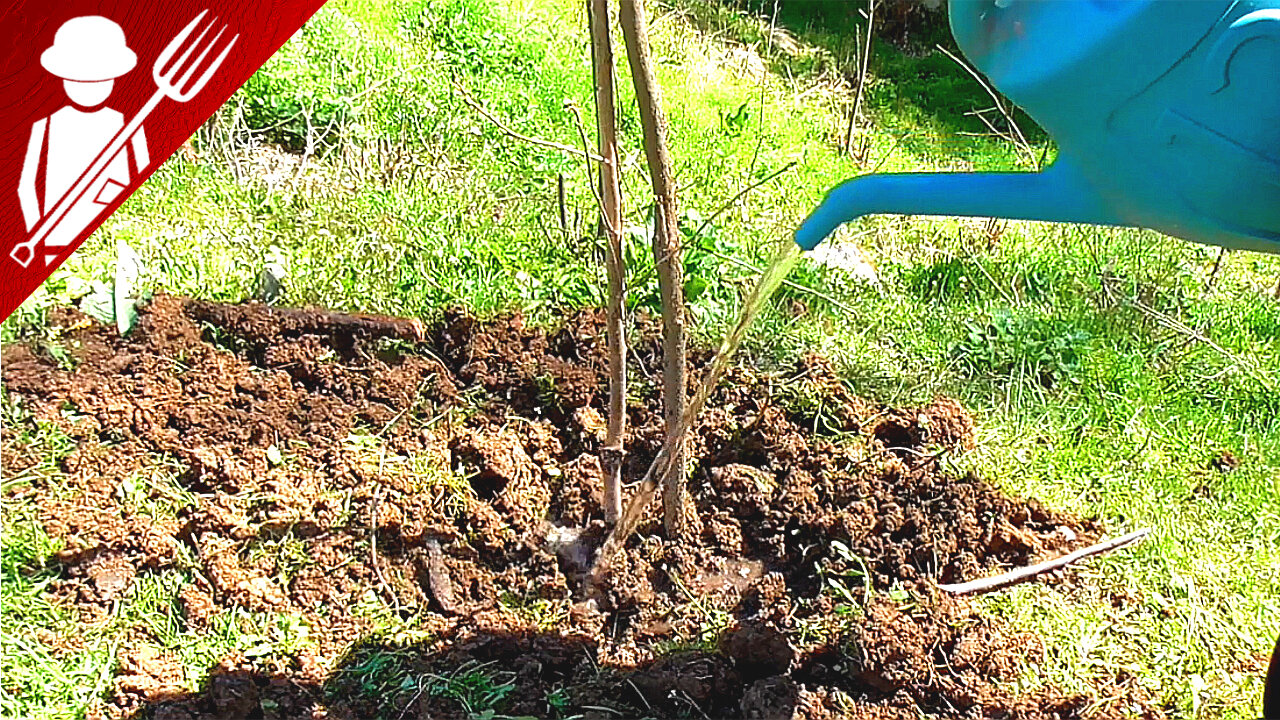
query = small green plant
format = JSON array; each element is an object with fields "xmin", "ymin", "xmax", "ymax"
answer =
[
  {"xmin": 401, "ymin": 0, "xmax": 544, "ymax": 79},
  {"xmin": 424, "ymin": 661, "xmax": 518, "ymax": 719},
  {"xmin": 623, "ymin": 209, "xmax": 743, "ymax": 320},
  {"xmin": 718, "ymin": 100, "xmax": 751, "ymax": 137},
  {"xmin": 78, "ymin": 239, "xmax": 146, "ymax": 335},
  {"xmin": 545, "ymin": 688, "xmax": 573, "ymax": 718},
  {"xmin": 245, "ymin": 534, "xmax": 316, "ymax": 590},
  {"xmin": 331, "ymin": 643, "xmax": 423, "ymax": 715},
  {"xmin": 4, "ymin": 412, "xmax": 78, "ymax": 478},
  {"xmin": 816, "ymin": 539, "xmax": 871, "ymax": 614},
  {"xmin": 497, "ymin": 592, "xmax": 569, "ymax": 631},
  {"xmin": 28, "ymin": 324, "xmax": 79, "ymax": 373},
  {"xmin": 116, "ymin": 456, "xmax": 196, "ymax": 521},
  {"xmin": 534, "ymin": 373, "xmax": 560, "ymax": 413},
  {"xmin": 903, "ymin": 256, "xmax": 993, "ymax": 302},
  {"xmin": 952, "ymin": 309, "xmax": 1090, "ymax": 387},
  {"xmin": 241, "ymin": 613, "xmax": 315, "ymax": 664},
  {"xmin": 237, "ymin": 9, "xmax": 364, "ymax": 152}
]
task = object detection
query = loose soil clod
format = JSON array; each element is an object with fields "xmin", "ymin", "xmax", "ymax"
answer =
[{"xmin": 0, "ymin": 296, "xmax": 1162, "ymax": 719}]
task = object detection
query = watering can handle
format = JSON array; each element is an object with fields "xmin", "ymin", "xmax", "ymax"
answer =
[{"xmin": 1205, "ymin": 9, "xmax": 1280, "ymax": 93}]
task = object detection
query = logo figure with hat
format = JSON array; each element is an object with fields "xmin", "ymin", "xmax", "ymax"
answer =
[{"xmin": 17, "ymin": 16, "xmax": 150, "ymax": 259}]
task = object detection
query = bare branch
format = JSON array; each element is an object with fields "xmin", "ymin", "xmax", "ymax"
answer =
[
  {"xmin": 937, "ymin": 528, "xmax": 1152, "ymax": 596},
  {"xmin": 453, "ymin": 79, "xmax": 606, "ymax": 163},
  {"xmin": 1127, "ymin": 295, "xmax": 1275, "ymax": 392},
  {"xmin": 587, "ymin": 0, "xmax": 628, "ymax": 524},
  {"xmin": 693, "ymin": 160, "xmax": 797, "ymax": 240},
  {"xmin": 844, "ymin": 0, "xmax": 876, "ymax": 160},
  {"xmin": 564, "ymin": 101, "xmax": 610, "ymax": 227},
  {"xmin": 620, "ymin": 0, "xmax": 689, "ymax": 539},
  {"xmin": 936, "ymin": 43, "xmax": 1037, "ymax": 170}
]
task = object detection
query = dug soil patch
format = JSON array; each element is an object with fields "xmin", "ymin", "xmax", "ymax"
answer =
[{"xmin": 1, "ymin": 296, "xmax": 1161, "ymax": 719}]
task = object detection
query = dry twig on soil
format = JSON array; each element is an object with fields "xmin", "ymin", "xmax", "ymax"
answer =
[
  {"xmin": 369, "ymin": 482, "xmax": 402, "ymax": 614},
  {"xmin": 936, "ymin": 528, "xmax": 1152, "ymax": 596}
]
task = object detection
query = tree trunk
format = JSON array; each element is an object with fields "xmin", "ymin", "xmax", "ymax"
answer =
[
  {"xmin": 587, "ymin": 0, "xmax": 627, "ymax": 523},
  {"xmin": 619, "ymin": 0, "xmax": 688, "ymax": 538}
]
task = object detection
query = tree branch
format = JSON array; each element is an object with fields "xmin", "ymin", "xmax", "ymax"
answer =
[
  {"xmin": 937, "ymin": 528, "xmax": 1152, "ymax": 596},
  {"xmin": 692, "ymin": 160, "xmax": 797, "ymax": 241},
  {"xmin": 620, "ymin": 0, "xmax": 689, "ymax": 539},
  {"xmin": 452, "ymin": 79, "xmax": 606, "ymax": 163},
  {"xmin": 587, "ymin": 0, "xmax": 628, "ymax": 524}
]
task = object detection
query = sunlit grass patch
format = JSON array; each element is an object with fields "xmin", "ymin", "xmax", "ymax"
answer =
[{"xmin": 1, "ymin": 0, "xmax": 1277, "ymax": 716}]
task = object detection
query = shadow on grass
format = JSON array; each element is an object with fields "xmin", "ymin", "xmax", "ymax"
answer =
[
  {"xmin": 123, "ymin": 625, "xmax": 802, "ymax": 720},
  {"xmin": 673, "ymin": 0, "xmax": 1048, "ymax": 164}
]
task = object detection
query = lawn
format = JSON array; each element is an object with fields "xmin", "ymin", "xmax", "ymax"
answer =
[{"xmin": 2, "ymin": 0, "xmax": 1277, "ymax": 718}]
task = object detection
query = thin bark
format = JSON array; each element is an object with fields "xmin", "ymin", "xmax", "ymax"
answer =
[
  {"xmin": 588, "ymin": 0, "xmax": 627, "ymax": 523},
  {"xmin": 937, "ymin": 528, "xmax": 1151, "ymax": 596},
  {"xmin": 619, "ymin": 0, "xmax": 688, "ymax": 538}
]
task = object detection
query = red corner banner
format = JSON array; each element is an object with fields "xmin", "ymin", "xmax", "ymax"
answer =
[{"xmin": 0, "ymin": 1, "xmax": 329, "ymax": 321}]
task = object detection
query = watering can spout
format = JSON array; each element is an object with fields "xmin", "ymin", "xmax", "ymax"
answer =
[{"xmin": 794, "ymin": 161, "xmax": 1121, "ymax": 251}]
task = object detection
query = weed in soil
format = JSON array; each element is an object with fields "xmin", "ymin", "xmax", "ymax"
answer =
[{"xmin": 0, "ymin": 296, "xmax": 1163, "ymax": 719}]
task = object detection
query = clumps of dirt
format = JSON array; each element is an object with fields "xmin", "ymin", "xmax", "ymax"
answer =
[
  {"xmin": 870, "ymin": 396, "xmax": 976, "ymax": 455},
  {"xmin": 114, "ymin": 646, "xmax": 187, "ymax": 705},
  {"xmin": 0, "ymin": 296, "xmax": 1154, "ymax": 720},
  {"xmin": 1209, "ymin": 449, "xmax": 1241, "ymax": 473}
]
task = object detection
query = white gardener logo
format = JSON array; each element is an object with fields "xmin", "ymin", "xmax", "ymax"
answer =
[{"xmin": 11, "ymin": 10, "xmax": 239, "ymax": 269}]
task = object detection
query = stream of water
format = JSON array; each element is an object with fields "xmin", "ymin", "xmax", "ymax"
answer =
[{"xmin": 590, "ymin": 240, "xmax": 804, "ymax": 579}]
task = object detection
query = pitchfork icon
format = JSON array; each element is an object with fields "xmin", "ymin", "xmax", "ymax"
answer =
[{"xmin": 10, "ymin": 10, "xmax": 239, "ymax": 268}]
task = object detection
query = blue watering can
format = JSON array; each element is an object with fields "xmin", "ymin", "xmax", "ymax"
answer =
[{"xmin": 794, "ymin": 0, "xmax": 1280, "ymax": 254}]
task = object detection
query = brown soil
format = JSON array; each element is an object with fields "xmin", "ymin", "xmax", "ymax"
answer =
[{"xmin": 0, "ymin": 296, "xmax": 1162, "ymax": 720}]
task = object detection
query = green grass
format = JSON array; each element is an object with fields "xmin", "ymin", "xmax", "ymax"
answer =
[{"xmin": 2, "ymin": 0, "xmax": 1278, "ymax": 717}]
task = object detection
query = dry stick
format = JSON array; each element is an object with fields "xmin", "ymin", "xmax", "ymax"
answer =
[
  {"xmin": 635, "ymin": 154, "xmax": 792, "ymax": 287},
  {"xmin": 376, "ymin": 374, "xmax": 435, "ymax": 438},
  {"xmin": 936, "ymin": 44, "xmax": 1037, "ymax": 170},
  {"xmin": 867, "ymin": 130, "xmax": 909, "ymax": 175},
  {"xmin": 745, "ymin": 0, "xmax": 780, "ymax": 183},
  {"xmin": 1129, "ymin": 295, "xmax": 1276, "ymax": 392},
  {"xmin": 588, "ymin": 0, "xmax": 628, "ymax": 524},
  {"xmin": 937, "ymin": 528, "xmax": 1152, "ymax": 596},
  {"xmin": 692, "ymin": 160, "xmax": 797, "ymax": 241},
  {"xmin": 1205, "ymin": 247, "xmax": 1229, "ymax": 294},
  {"xmin": 590, "ymin": 242, "xmax": 800, "ymax": 583},
  {"xmin": 566, "ymin": 103, "xmax": 610, "ymax": 226},
  {"xmin": 557, "ymin": 173, "xmax": 569, "ymax": 238},
  {"xmin": 185, "ymin": 299, "xmax": 425, "ymax": 342},
  {"xmin": 452, "ymin": 79, "xmax": 606, "ymax": 163},
  {"xmin": 620, "ymin": 0, "xmax": 689, "ymax": 539},
  {"xmin": 844, "ymin": 0, "xmax": 876, "ymax": 159},
  {"xmin": 370, "ymin": 465, "xmax": 402, "ymax": 614}
]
